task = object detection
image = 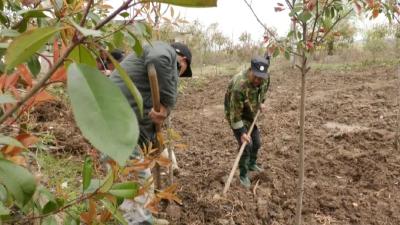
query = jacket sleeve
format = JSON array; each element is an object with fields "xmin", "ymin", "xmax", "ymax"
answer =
[
  {"xmin": 229, "ymin": 89, "xmax": 247, "ymax": 135},
  {"xmin": 145, "ymin": 48, "xmax": 178, "ymax": 110}
]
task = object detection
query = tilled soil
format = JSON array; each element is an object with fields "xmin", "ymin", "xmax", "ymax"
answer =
[{"xmin": 168, "ymin": 63, "xmax": 400, "ymax": 225}]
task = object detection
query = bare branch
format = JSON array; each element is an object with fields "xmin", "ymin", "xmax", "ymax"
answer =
[
  {"xmin": 80, "ymin": 0, "xmax": 94, "ymax": 26},
  {"xmin": 316, "ymin": 9, "xmax": 353, "ymax": 44},
  {"xmin": 0, "ymin": 0, "xmax": 146, "ymax": 125},
  {"xmin": 242, "ymin": 0, "xmax": 277, "ymax": 39}
]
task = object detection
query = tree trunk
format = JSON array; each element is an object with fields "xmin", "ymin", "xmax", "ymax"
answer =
[
  {"xmin": 295, "ymin": 19, "xmax": 308, "ymax": 224},
  {"xmin": 327, "ymin": 40, "xmax": 334, "ymax": 55},
  {"xmin": 396, "ymin": 66, "xmax": 400, "ymax": 151},
  {"xmin": 295, "ymin": 58, "xmax": 306, "ymax": 225},
  {"xmin": 290, "ymin": 18, "xmax": 297, "ymax": 67}
]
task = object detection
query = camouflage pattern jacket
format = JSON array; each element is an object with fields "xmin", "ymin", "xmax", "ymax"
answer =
[{"xmin": 224, "ymin": 70, "xmax": 269, "ymax": 133}]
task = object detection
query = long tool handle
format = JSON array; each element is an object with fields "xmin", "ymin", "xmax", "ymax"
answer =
[
  {"xmin": 222, "ymin": 110, "xmax": 261, "ymax": 196},
  {"xmin": 147, "ymin": 63, "xmax": 162, "ymax": 190},
  {"xmin": 147, "ymin": 64, "xmax": 161, "ymax": 132}
]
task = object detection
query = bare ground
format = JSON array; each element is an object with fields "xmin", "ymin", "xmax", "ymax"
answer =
[{"xmin": 167, "ymin": 64, "xmax": 400, "ymax": 225}]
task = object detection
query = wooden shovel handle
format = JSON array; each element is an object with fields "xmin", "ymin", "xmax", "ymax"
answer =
[
  {"xmin": 222, "ymin": 110, "xmax": 261, "ymax": 196},
  {"xmin": 147, "ymin": 64, "xmax": 161, "ymax": 132}
]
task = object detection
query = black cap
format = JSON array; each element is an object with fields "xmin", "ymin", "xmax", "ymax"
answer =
[
  {"xmin": 251, "ymin": 56, "xmax": 269, "ymax": 79},
  {"xmin": 110, "ymin": 49, "xmax": 124, "ymax": 62},
  {"xmin": 171, "ymin": 42, "xmax": 192, "ymax": 77}
]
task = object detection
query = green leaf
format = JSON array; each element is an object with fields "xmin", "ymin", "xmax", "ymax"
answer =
[
  {"xmin": 0, "ymin": 185, "xmax": 8, "ymax": 202},
  {"xmin": 27, "ymin": 55, "xmax": 41, "ymax": 77},
  {"xmin": 17, "ymin": 9, "xmax": 48, "ymax": 18},
  {"xmin": 16, "ymin": 18, "xmax": 29, "ymax": 33},
  {"xmin": 289, "ymin": 5, "xmax": 303, "ymax": 17},
  {"xmin": 284, "ymin": 50, "xmax": 291, "ymax": 60},
  {"xmin": 42, "ymin": 200, "xmax": 58, "ymax": 214},
  {"xmin": 42, "ymin": 216, "xmax": 57, "ymax": 225},
  {"xmin": 63, "ymin": 215, "xmax": 79, "ymax": 225},
  {"xmin": 5, "ymin": 26, "xmax": 63, "ymax": 71},
  {"xmin": 67, "ymin": 63, "xmax": 138, "ymax": 165},
  {"xmin": 84, "ymin": 179, "xmax": 101, "ymax": 194},
  {"xmin": 68, "ymin": 44, "xmax": 97, "ymax": 67},
  {"xmin": 87, "ymin": 11, "xmax": 100, "ymax": 24},
  {"xmin": 119, "ymin": 12, "xmax": 129, "ymax": 18},
  {"xmin": 0, "ymin": 11, "xmax": 8, "ymax": 26},
  {"xmin": 105, "ymin": 51, "xmax": 143, "ymax": 118},
  {"xmin": 82, "ymin": 156, "xmax": 93, "ymax": 192},
  {"xmin": 99, "ymin": 171, "xmax": 114, "ymax": 193},
  {"xmin": 113, "ymin": 31, "xmax": 124, "ymax": 49},
  {"xmin": 100, "ymin": 199, "xmax": 128, "ymax": 225},
  {"xmin": 134, "ymin": 22, "xmax": 150, "ymax": 38},
  {"xmin": 298, "ymin": 11, "xmax": 312, "ymax": 23},
  {"xmin": 69, "ymin": 19, "xmax": 102, "ymax": 37},
  {"xmin": 126, "ymin": 30, "xmax": 143, "ymax": 56},
  {"xmin": 154, "ymin": 0, "xmax": 217, "ymax": 7},
  {"xmin": 0, "ymin": 135, "xmax": 24, "ymax": 148},
  {"xmin": 108, "ymin": 182, "xmax": 139, "ymax": 198},
  {"xmin": 0, "ymin": 94, "xmax": 17, "ymax": 105},
  {"xmin": 273, "ymin": 48, "xmax": 280, "ymax": 58},
  {"xmin": 0, "ymin": 159, "xmax": 36, "ymax": 207},
  {"xmin": 0, "ymin": 43, "xmax": 8, "ymax": 49},
  {"xmin": 0, "ymin": 202, "xmax": 10, "ymax": 216},
  {"xmin": 0, "ymin": 29, "xmax": 20, "ymax": 38}
]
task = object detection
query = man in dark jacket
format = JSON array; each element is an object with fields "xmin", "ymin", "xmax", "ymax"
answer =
[
  {"xmin": 109, "ymin": 41, "xmax": 192, "ymax": 225},
  {"xmin": 110, "ymin": 41, "xmax": 191, "ymax": 143}
]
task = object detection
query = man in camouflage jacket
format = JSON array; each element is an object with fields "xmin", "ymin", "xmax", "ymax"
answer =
[{"xmin": 224, "ymin": 56, "xmax": 270, "ymax": 188}]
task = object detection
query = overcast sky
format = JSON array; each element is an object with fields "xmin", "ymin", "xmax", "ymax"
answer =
[
  {"xmin": 106, "ymin": 0, "xmax": 389, "ymax": 42},
  {"xmin": 106, "ymin": 0, "xmax": 290, "ymax": 42}
]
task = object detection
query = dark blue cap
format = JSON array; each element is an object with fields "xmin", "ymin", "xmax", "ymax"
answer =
[{"xmin": 251, "ymin": 56, "xmax": 269, "ymax": 79}]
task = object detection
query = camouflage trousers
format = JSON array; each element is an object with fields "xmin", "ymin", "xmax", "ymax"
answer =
[{"xmin": 233, "ymin": 125, "xmax": 261, "ymax": 177}]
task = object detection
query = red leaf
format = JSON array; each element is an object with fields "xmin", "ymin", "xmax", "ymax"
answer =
[
  {"xmin": 274, "ymin": 7, "xmax": 285, "ymax": 12},
  {"xmin": 80, "ymin": 199, "xmax": 97, "ymax": 224},
  {"xmin": 0, "ymin": 75, "xmax": 6, "ymax": 91},
  {"xmin": 53, "ymin": 39, "xmax": 60, "ymax": 64},
  {"xmin": 16, "ymin": 133, "xmax": 38, "ymax": 147},
  {"xmin": 49, "ymin": 66, "xmax": 67, "ymax": 83},
  {"xmin": 32, "ymin": 90, "xmax": 55, "ymax": 105},
  {"xmin": 18, "ymin": 65, "xmax": 33, "ymax": 88},
  {"xmin": 367, "ymin": 0, "xmax": 374, "ymax": 8},
  {"xmin": 2, "ymin": 133, "xmax": 38, "ymax": 157},
  {"xmin": 307, "ymin": 0, "xmax": 316, "ymax": 11},
  {"xmin": 4, "ymin": 73, "xmax": 19, "ymax": 90},
  {"xmin": 354, "ymin": 1, "xmax": 362, "ymax": 14},
  {"xmin": 306, "ymin": 41, "xmax": 314, "ymax": 50}
]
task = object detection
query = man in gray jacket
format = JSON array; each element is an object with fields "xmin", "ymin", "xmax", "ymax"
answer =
[
  {"xmin": 110, "ymin": 41, "xmax": 192, "ymax": 225},
  {"xmin": 110, "ymin": 41, "xmax": 191, "ymax": 143}
]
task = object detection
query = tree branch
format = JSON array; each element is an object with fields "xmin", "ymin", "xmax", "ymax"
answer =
[
  {"xmin": 242, "ymin": 0, "xmax": 277, "ymax": 39},
  {"xmin": 0, "ymin": 0, "xmax": 145, "ymax": 126},
  {"xmin": 80, "ymin": 0, "xmax": 94, "ymax": 26},
  {"xmin": 316, "ymin": 9, "xmax": 353, "ymax": 44}
]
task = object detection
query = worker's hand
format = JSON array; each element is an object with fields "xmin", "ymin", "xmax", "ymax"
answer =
[
  {"xmin": 240, "ymin": 133, "xmax": 251, "ymax": 144},
  {"xmin": 260, "ymin": 103, "xmax": 267, "ymax": 112},
  {"xmin": 149, "ymin": 104, "xmax": 168, "ymax": 125}
]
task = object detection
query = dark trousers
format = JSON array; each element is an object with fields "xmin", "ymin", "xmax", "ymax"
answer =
[{"xmin": 233, "ymin": 126, "xmax": 261, "ymax": 177}]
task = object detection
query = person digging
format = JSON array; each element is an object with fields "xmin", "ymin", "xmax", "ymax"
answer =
[{"xmin": 224, "ymin": 56, "xmax": 270, "ymax": 188}]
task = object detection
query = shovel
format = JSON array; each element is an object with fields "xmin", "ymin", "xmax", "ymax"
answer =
[
  {"xmin": 147, "ymin": 63, "xmax": 163, "ymax": 190},
  {"xmin": 222, "ymin": 110, "xmax": 261, "ymax": 196}
]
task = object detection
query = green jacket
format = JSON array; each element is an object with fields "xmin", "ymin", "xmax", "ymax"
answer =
[
  {"xmin": 224, "ymin": 70, "xmax": 269, "ymax": 132},
  {"xmin": 110, "ymin": 41, "xmax": 178, "ymax": 141}
]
